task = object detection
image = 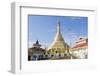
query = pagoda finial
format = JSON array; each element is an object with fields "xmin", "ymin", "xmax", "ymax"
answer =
[
  {"xmin": 58, "ymin": 18, "xmax": 60, "ymax": 25},
  {"xmin": 57, "ymin": 18, "xmax": 60, "ymax": 33}
]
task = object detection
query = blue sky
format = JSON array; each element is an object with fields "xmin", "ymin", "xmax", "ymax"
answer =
[{"xmin": 28, "ymin": 15, "xmax": 88, "ymax": 48}]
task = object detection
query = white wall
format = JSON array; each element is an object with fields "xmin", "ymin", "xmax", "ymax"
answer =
[{"xmin": 0, "ymin": 0, "xmax": 100, "ymax": 76}]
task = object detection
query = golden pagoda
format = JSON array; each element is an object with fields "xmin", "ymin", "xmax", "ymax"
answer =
[{"xmin": 48, "ymin": 20, "xmax": 69, "ymax": 52}]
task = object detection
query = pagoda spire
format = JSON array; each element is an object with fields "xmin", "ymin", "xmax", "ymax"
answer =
[
  {"xmin": 57, "ymin": 19, "xmax": 60, "ymax": 33},
  {"xmin": 55, "ymin": 19, "xmax": 64, "ymax": 41}
]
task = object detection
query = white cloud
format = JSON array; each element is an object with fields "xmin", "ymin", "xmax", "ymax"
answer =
[{"xmin": 28, "ymin": 40, "xmax": 34, "ymax": 48}]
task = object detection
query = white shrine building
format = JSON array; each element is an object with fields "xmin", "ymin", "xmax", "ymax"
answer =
[{"xmin": 70, "ymin": 38, "xmax": 88, "ymax": 59}]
